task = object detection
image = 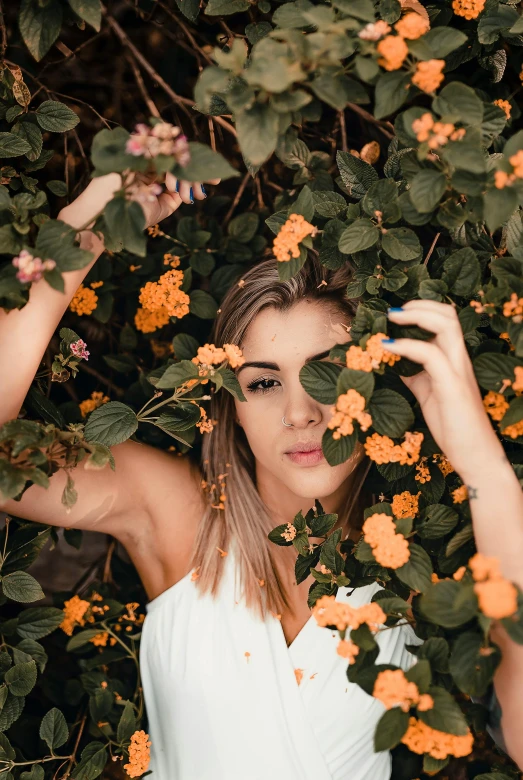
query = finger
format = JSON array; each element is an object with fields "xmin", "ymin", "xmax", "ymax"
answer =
[
  {"xmin": 156, "ymin": 191, "xmax": 182, "ymax": 221},
  {"xmin": 205, "ymin": 177, "xmax": 221, "ymax": 186},
  {"xmin": 392, "ymin": 299, "xmax": 457, "ymax": 319},
  {"xmin": 191, "ymin": 182, "xmax": 207, "ymax": 201},
  {"xmin": 380, "ymin": 337, "xmax": 455, "ymax": 387},
  {"xmin": 165, "ymin": 171, "xmax": 178, "ymax": 194},
  {"xmin": 178, "ymin": 179, "xmax": 194, "ymax": 204},
  {"xmin": 387, "ymin": 305, "xmax": 468, "ymax": 375}
]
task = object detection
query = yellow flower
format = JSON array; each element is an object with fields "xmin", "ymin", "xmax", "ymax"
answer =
[
  {"xmin": 373, "ymin": 669, "xmax": 424, "ymax": 712},
  {"xmin": 362, "ymin": 512, "xmax": 410, "ymax": 569},
  {"xmin": 327, "ymin": 389, "xmax": 373, "ymax": 440},
  {"xmin": 391, "ymin": 491, "xmax": 420, "ymax": 519},
  {"xmin": 60, "ymin": 594, "xmax": 91, "ymax": 636},
  {"xmin": 134, "ymin": 306, "xmax": 170, "ymax": 334},
  {"xmin": 483, "ymin": 390, "xmax": 509, "ymax": 422},
  {"xmin": 123, "ymin": 730, "xmax": 152, "ymax": 778},
  {"xmin": 451, "ymin": 485, "xmax": 468, "ymax": 504},
  {"xmin": 138, "ymin": 269, "xmax": 190, "ymax": 319},
  {"xmin": 69, "ymin": 284, "xmax": 98, "ymax": 316},
  {"xmin": 79, "ymin": 391, "xmax": 110, "ymax": 418},
  {"xmin": 364, "ymin": 431, "xmax": 423, "ymax": 466},
  {"xmin": 402, "ymin": 716, "xmax": 474, "ymax": 759}
]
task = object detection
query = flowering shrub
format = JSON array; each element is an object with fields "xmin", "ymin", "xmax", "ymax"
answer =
[{"xmin": 1, "ymin": 0, "xmax": 523, "ymax": 778}]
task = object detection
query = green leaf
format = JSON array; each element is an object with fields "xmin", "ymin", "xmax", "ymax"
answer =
[
  {"xmin": 172, "ymin": 333, "xmax": 199, "ymax": 360},
  {"xmin": 205, "ymin": 0, "xmax": 249, "ymax": 13},
  {"xmin": 292, "ymin": 185, "xmax": 314, "ymax": 222},
  {"xmin": 0, "ymin": 133, "xmax": 32, "ymax": 158},
  {"xmin": 473, "ymin": 353, "xmax": 519, "ymax": 392},
  {"xmin": 374, "ymin": 71, "xmax": 411, "ymax": 120},
  {"xmin": 5, "ymin": 660, "xmax": 37, "ymax": 696},
  {"xmin": 419, "ymin": 686, "xmax": 469, "ymax": 736},
  {"xmin": 90, "ymin": 127, "xmax": 137, "ymax": 175},
  {"xmin": 236, "ymin": 104, "xmax": 279, "ymax": 166},
  {"xmin": 409, "ymin": 170, "xmax": 447, "ymax": 213},
  {"xmin": 117, "ymin": 700, "xmax": 137, "ymax": 743},
  {"xmin": 432, "ymin": 82, "xmax": 484, "ymax": 126},
  {"xmin": 321, "ymin": 426, "xmax": 358, "ymax": 466},
  {"xmin": 19, "ymin": 0, "xmax": 63, "ymax": 61},
  {"xmin": 417, "ymin": 504, "xmax": 459, "ymax": 539},
  {"xmin": 312, "ymin": 191, "xmax": 347, "ymax": 218},
  {"xmin": 189, "ymin": 289, "xmax": 218, "ymax": 319},
  {"xmin": 420, "ymin": 581, "xmax": 478, "ymax": 628},
  {"xmin": 336, "ymin": 151, "xmax": 378, "ymax": 199},
  {"xmin": 40, "ymin": 707, "xmax": 69, "ymax": 750},
  {"xmin": 368, "ymin": 389, "xmax": 415, "ymax": 438},
  {"xmin": 338, "ymin": 218, "xmax": 379, "ymax": 253},
  {"xmin": 374, "ymin": 707, "xmax": 409, "ymax": 751},
  {"xmin": 442, "ymin": 247, "xmax": 481, "ymax": 297},
  {"xmin": 337, "ymin": 367, "xmax": 375, "ymax": 403},
  {"xmin": 17, "ymin": 607, "xmax": 64, "ymax": 640},
  {"xmin": 177, "ymin": 142, "xmax": 239, "ymax": 181},
  {"xmin": 71, "ymin": 741, "xmax": 108, "ymax": 779},
  {"xmin": 104, "ymin": 198, "xmax": 146, "ymax": 257},
  {"xmin": 221, "ymin": 368, "xmax": 247, "ymax": 402},
  {"xmin": 395, "ymin": 543, "xmax": 432, "ymax": 593},
  {"xmin": 300, "ymin": 361, "xmax": 341, "ymax": 405},
  {"xmin": 84, "ymin": 401, "xmax": 138, "ymax": 446},
  {"xmin": 47, "ymin": 180, "xmax": 68, "ymax": 196},
  {"xmin": 228, "ymin": 213, "xmax": 259, "ymax": 242},
  {"xmin": 35, "ymin": 101, "xmax": 80, "ymax": 133},
  {"xmin": 408, "ymin": 27, "xmax": 467, "ymax": 59},
  {"xmin": 484, "ymin": 186, "xmax": 519, "ymax": 233},
  {"xmin": 67, "ymin": 0, "xmax": 102, "ymax": 30},
  {"xmin": 35, "ymin": 219, "xmax": 93, "ymax": 271},
  {"xmin": 12, "ymin": 121, "xmax": 43, "ymax": 162},
  {"xmin": 381, "ymin": 228, "xmax": 421, "ymax": 261},
  {"xmin": 449, "ymin": 632, "xmax": 501, "ymax": 697},
  {"xmin": 154, "ymin": 360, "xmax": 200, "ymax": 390},
  {"xmin": 1, "ymin": 572, "xmax": 44, "ymax": 603}
]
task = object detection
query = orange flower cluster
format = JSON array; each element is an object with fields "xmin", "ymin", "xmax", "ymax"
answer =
[
  {"xmin": 364, "ymin": 431, "xmax": 424, "ymax": 465},
  {"xmin": 513, "ymin": 366, "xmax": 523, "ymax": 394},
  {"xmin": 196, "ymin": 407, "xmax": 216, "ymax": 434},
  {"xmin": 336, "ymin": 639, "xmax": 360, "ymax": 663},
  {"xmin": 69, "ymin": 284, "xmax": 98, "ymax": 316},
  {"xmin": 469, "ymin": 552, "xmax": 518, "ymax": 620},
  {"xmin": 191, "ymin": 342, "xmax": 245, "ymax": 369},
  {"xmin": 123, "ymin": 730, "xmax": 152, "ymax": 778},
  {"xmin": 79, "ymin": 391, "xmax": 110, "ymax": 418},
  {"xmin": 415, "ymin": 457, "xmax": 431, "ymax": 483},
  {"xmin": 139, "ymin": 269, "xmax": 190, "ymax": 320},
  {"xmin": 134, "ymin": 306, "xmax": 170, "ymax": 334},
  {"xmin": 391, "ymin": 491, "xmax": 420, "ymax": 519},
  {"xmin": 502, "ymin": 420, "xmax": 523, "ymax": 439},
  {"xmin": 412, "ymin": 112, "xmax": 466, "ymax": 149},
  {"xmin": 362, "ymin": 513, "xmax": 410, "ymax": 569},
  {"xmin": 433, "ymin": 452, "xmax": 454, "ymax": 477},
  {"xmin": 502, "ymin": 292, "xmax": 523, "ymax": 320},
  {"xmin": 273, "ymin": 213, "xmax": 317, "ymax": 262},
  {"xmin": 163, "ymin": 252, "xmax": 181, "ymax": 267},
  {"xmin": 90, "ymin": 631, "xmax": 109, "ymax": 647},
  {"xmin": 483, "ymin": 390, "xmax": 509, "ymax": 421},
  {"xmin": 313, "ymin": 594, "xmax": 386, "ymax": 632},
  {"xmin": 327, "ymin": 389, "xmax": 373, "ymax": 440},
  {"xmin": 452, "ymin": 0, "xmax": 485, "ymax": 19},
  {"xmin": 494, "ymin": 150, "xmax": 523, "ymax": 190},
  {"xmin": 377, "ymin": 34, "xmax": 409, "ymax": 71},
  {"xmin": 412, "ymin": 59, "xmax": 446, "ymax": 93},
  {"xmin": 281, "ymin": 522, "xmax": 297, "ymax": 542},
  {"xmin": 452, "ymin": 485, "xmax": 468, "ymax": 504},
  {"xmin": 345, "ymin": 333, "xmax": 401, "ymax": 372},
  {"xmin": 493, "ymin": 99, "xmax": 511, "ymax": 121},
  {"xmin": 60, "ymin": 594, "xmax": 91, "ymax": 636},
  {"xmin": 402, "ymin": 717, "xmax": 474, "ymax": 759},
  {"xmin": 394, "ymin": 12, "xmax": 430, "ymax": 39},
  {"xmin": 373, "ymin": 669, "xmax": 434, "ymax": 712}
]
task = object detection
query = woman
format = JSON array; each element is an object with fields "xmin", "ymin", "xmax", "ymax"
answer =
[{"xmin": 1, "ymin": 171, "xmax": 522, "ymax": 778}]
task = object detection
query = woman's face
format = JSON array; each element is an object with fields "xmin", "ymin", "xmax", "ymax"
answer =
[{"xmin": 234, "ymin": 299, "xmax": 365, "ymax": 511}]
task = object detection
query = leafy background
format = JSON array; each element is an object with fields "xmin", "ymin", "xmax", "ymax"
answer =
[{"xmin": 1, "ymin": 0, "xmax": 523, "ymax": 778}]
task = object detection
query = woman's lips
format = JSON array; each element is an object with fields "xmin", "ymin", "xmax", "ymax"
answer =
[{"xmin": 285, "ymin": 448, "xmax": 325, "ymax": 466}]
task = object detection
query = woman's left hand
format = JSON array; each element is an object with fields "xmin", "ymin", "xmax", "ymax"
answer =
[{"xmin": 383, "ymin": 300, "xmax": 507, "ymax": 483}]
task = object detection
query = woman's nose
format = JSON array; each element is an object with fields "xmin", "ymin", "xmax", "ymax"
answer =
[{"xmin": 283, "ymin": 391, "xmax": 324, "ymax": 428}]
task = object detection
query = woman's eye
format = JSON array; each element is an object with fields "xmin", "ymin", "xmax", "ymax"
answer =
[{"xmin": 246, "ymin": 377, "xmax": 279, "ymax": 394}]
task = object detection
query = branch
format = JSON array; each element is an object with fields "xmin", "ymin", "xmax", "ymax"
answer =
[
  {"xmin": 126, "ymin": 53, "xmax": 161, "ymax": 118},
  {"xmin": 346, "ymin": 102, "xmax": 395, "ymax": 141},
  {"xmin": 0, "ymin": 0, "xmax": 7, "ymax": 60},
  {"xmin": 223, "ymin": 171, "xmax": 251, "ymax": 226}
]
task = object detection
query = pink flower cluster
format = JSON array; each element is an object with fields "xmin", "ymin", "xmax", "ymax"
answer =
[
  {"xmin": 70, "ymin": 338, "xmax": 90, "ymax": 361},
  {"xmin": 125, "ymin": 121, "xmax": 191, "ymax": 165},
  {"xmin": 12, "ymin": 249, "xmax": 56, "ymax": 283}
]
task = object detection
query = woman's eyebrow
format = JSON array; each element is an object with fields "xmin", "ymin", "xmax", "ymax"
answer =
[{"xmin": 236, "ymin": 347, "xmax": 332, "ymax": 375}]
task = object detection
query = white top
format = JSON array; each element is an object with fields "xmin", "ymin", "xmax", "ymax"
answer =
[{"xmin": 140, "ymin": 540, "xmax": 421, "ymax": 780}]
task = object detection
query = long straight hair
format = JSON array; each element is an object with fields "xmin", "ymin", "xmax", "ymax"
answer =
[{"xmin": 188, "ymin": 253, "xmax": 370, "ymax": 618}]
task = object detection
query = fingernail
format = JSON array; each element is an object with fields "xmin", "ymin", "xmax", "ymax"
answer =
[
  {"xmin": 387, "ymin": 307, "xmax": 404, "ymax": 313},
  {"xmin": 381, "ymin": 338, "xmax": 395, "ymax": 344},
  {"xmin": 189, "ymin": 186, "xmax": 194, "ymax": 204},
  {"xmin": 201, "ymin": 185, "xmax": 207, "ymax": 197},
  {"xmin": 175, "ymin": 180, "xmax": 180, "ymax": 193}
]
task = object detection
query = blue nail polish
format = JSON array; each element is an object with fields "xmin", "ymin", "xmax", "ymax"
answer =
[
  {"xmin": 387, "ymin": 307, "xmax": 404, "ymax": 313},
  {"xmin": 201, "ymin": 185, "xmax": 207, "ymax": 197},
  {"xmin": 175, "ymin": 180, "xmax": 180, "ymax": 193},
  {"xmin": 189, "ymin": 186, "xmax": 194, "ymax": 204},
  {"xmin": 381, "ymin": 338, "xmax": 395, "ymax": 344}
]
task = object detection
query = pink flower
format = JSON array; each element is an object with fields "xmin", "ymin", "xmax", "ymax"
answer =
[
  {"xmin": 70, "ymin": 338, "xmax": 90, "ymax": 361},
  {"xmin": 125, "ymin": 121, "xmax": 191, "ymax": 166},
  {"xmin": 12, "ymin": 249, "xmax": 56, "ymax": 283}
]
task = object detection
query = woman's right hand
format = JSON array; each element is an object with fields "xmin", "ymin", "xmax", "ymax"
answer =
[{"xmin": 58, "ymin": 171, "xmax": 219, "ymax": 233}]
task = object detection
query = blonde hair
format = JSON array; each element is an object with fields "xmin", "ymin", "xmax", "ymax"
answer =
[{"xmin": 189, "ymin": 253, "xmax": 369, "ymax": 618}]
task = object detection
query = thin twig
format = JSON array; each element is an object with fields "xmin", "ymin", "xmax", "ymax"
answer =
[
  {"xmin": 223, "ymin": 171, "xmax": 251, "ymax": 226},
  {"xmin": 424, "ymin": 231, "xmax": 441, "ymax": 266},
  {"xmin": 0, "ymin": 0, "xmax": 7, "ymax": 60},
  {"xmin": 208, "ymin": 116, "xmax": 216, "ymax": 152},
  {"xmin": 339, "ymin": 109, "xmax": 348, "ymax": 152},
  {"xmin": 157, "ymin": 1, "xmax": 214, "ymax": 65},
  {"xmin": 102, "ymin": 5, "xmax": 237, "ymax": 137},
  {"xmin": 77, "ymin": 361, "xmax": 125, "ymax": 397},
  {"xmin": 126, "ymin": 53, "xmax": 161, "ymax": 117},
  {"xmin": 346, "ymin": 102, "xmax": 395, "ymax": 140}
]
